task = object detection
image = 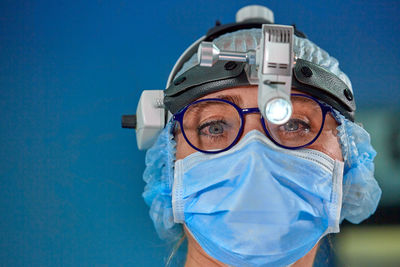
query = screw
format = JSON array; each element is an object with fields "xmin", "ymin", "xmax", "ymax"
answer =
[
  {"xmin": 174, "ymin": 76, "xmax": 186, "ymax": 85},
  {"xmin": 344, "ymin": 89, "xmax": 353, "ymax": 101},
  {"xmin": 300, "ymin": 66, "xmax": 313, "ymax": 78},
  {"xmin": 224, "ymin": 61, "xmax": 237, "ymax": 70}
]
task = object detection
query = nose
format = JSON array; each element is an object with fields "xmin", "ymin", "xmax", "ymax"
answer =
[{"xmin": 241, "ymin": 110, "xmax": 266, "ymax": 138}]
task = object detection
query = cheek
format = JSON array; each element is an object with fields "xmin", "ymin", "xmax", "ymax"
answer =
[
  {"xmin": 175, "ymin": 133, "xmax": 197, "ymax": 160},
  {"xmin": 308, "ymin": 121, "xmax": 343, "ymax": 161},
  {"xmin": 314, "ymin": 131, "xmax": 343, "ymax": 161}
]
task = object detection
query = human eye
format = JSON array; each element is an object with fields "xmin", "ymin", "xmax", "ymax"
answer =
[
  {"xmin": 197, "ymin": 119, "xmax": 229, "ymax": 137},
  {"xmin": 278, "ymin": 118, "xmax": 311, "ymax": 136}
]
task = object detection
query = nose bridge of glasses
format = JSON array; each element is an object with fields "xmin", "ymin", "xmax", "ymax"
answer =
[
  {"xmin": 240, "ymin": 107, "xmax": 266, "ymax": 137},
  {"xmin": 242, "ymin": 107, "xmax": 260, "ymax": 115}
]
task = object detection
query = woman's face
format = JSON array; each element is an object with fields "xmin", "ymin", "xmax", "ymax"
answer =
[
  {"xmin": 174, "ymin": 85, "xmax": 343, "ymax": 266},
  {"xmin": 175, "ymin": 86, "xmax": 343, "ymax": 162}
]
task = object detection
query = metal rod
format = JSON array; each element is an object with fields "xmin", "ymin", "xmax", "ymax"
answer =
[{"xmin": 219, "ymin": 51, "xmax": 248, "ymax": 62}]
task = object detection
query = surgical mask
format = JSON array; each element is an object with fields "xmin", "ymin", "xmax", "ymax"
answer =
[{"xmin": 172, "ymin": 130, "xmax": 344, "ymax": 267}]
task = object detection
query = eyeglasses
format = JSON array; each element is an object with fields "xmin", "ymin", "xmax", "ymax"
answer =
[{"xmin": 173, "ymin": 93, "xmax": 336, "ymax": 153}]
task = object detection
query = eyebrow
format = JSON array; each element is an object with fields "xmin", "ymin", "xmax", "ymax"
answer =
[
  {"xmin": 291, "ymin": 97, "xmax": 322, "ymax": 112},
  {"xmin": 214, "ymin": 94, "xmax": 243, "ymax": 107}
]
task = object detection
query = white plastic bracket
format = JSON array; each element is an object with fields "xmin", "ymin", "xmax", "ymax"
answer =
[
  {"xmin": 135, "ymin": 90, "xmax": 165, "ymax": 150},
  {"xmin": 257, "ymin": 24, "xmax": 294, "ymax": 122}
]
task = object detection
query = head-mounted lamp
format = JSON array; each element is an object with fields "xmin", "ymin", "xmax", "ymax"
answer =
[{"xmin": 198, "ymin": 24, "xmax": 294, "ymax": 125}]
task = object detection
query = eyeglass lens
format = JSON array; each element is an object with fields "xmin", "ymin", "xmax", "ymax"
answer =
[
  {"xmin": 264, "ymin": 95, "xmax": 324, "ymax": 148},
  {"xmin": 182, "ymin": 100, "xmax": 242, "ymax": 151}
]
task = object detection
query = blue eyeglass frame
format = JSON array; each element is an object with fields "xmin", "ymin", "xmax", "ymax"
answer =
[{"xmin": 173, "ymin": 93, "xmax": 337, "ymax": 154}]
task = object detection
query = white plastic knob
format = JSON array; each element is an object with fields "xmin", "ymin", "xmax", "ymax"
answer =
[{"xmin": 236, "ymin": 5, "xmax": 274, "ymax": 24}]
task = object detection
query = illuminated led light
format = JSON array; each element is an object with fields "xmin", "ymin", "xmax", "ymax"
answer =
[{"xmin": 265, "ymin": 98, "xmax": 292, "ymax": 124}]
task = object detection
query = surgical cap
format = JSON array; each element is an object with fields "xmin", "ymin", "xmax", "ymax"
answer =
[
  {"xmin": 142, "ymin": 121, "xmax": 182, "ymax": 242},
  {"xmin": 335, "ymin": 112, "xmax": 382, "ymax": 223},
  {"xmin": 142, "ymin": 29, "xmax": 381, "ymax": 242},
  {"xmin": 176, "ymin": 29, "xmax": 353, "ymax": 95}
]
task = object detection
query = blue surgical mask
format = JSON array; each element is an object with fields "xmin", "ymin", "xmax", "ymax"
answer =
[{"xmin": 172, "ymin": 130, "xmax": 344, "ymax": 267}]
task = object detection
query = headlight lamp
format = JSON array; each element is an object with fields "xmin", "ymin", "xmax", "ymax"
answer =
[{"xmin": 265, "ymin": 98, "xmax": 292, "ymax": 124}]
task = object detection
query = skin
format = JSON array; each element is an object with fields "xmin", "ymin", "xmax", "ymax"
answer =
[{"xmin": 174, "ymin": 86, "xmax": 343, "ymax": 267}]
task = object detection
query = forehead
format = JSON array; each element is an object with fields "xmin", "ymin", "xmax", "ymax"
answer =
[
  {"xmin": 198, "ymin": 86, "xmax": 258, "ymax": 106},
  {"xmin": 198, "ymin": 86, "xmax": 305, "ymax": 107}
]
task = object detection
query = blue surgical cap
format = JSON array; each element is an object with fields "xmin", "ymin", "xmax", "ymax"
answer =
[
  {"xmin": 142, "ymin": 121, "xmax": 182, "ymax": 242},
  {"xmin": 335, "ymin": 112, "xmax": 382, "ymax": 223}
]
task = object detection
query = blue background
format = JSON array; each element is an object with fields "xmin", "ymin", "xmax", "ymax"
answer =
[{"xmin": 1, "ymin": 0, "xmax": 399, "ymax": 266}]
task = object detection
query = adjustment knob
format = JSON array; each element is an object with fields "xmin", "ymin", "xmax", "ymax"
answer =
[{"xmin": 236, "ymin": 5, "xmax": 274, "ymax": 24}]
